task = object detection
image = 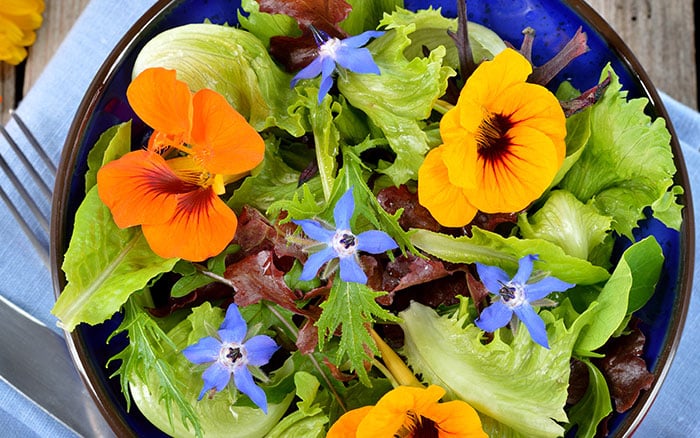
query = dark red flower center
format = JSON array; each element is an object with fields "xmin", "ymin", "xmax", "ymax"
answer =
[
  {"xmin": 396, "ymin": 411, "xmax": 440, "ymax": 438},
  {"xmin": 475, "ymin": 112, "xmax": 514, "ymax": 165}
]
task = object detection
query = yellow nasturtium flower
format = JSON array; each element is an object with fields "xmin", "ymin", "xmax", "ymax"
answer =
[
  {"xmin": 0, "ymin": 0, "xmax": 45, "ymax": 65},
  {"xmin": 418, "ymin": 48, "xmax": 567, "ymax": 227},
  {"xmin": 327, "ymin": 385, "xmax": 487, "ymax": 438}
]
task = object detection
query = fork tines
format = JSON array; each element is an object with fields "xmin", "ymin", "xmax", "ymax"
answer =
[{"xmin": 0, "ymin": 111, "xmax": 54, "ymax": 267}]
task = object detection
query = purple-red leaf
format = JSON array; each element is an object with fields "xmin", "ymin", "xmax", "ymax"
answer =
[
  {"xmin": 596, "ymin": 325, "xmax": 654, "ymax": 413},
  {"xmin": 225, "ymin": 250, "xmax": 320, "ymax": 320},
  {"xmin": 377, "ymin": 185, "xmax": 441, "ymax": 232}
]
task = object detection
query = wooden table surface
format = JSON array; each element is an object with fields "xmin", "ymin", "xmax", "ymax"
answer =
[{"xmin": 0, "ymin": 0, "xmax": 697, "ymax": 125}]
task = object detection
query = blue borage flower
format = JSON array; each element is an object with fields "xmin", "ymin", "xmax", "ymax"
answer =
[
  {"xmin": 293, "ymin": 187, "xmax": 398, "ymax": 284},
  {"xmin": 290, "ymin": 27, "xmax": 384, "ymax": 104},
  {"xmin": 475, "ymin": 254, "xmax": 575, "ymax": 349},
  {"xmin": 182, "ymin": 304, "xmax": 278, "ymax": 413}
]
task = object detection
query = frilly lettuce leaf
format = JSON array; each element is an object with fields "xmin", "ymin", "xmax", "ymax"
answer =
[
  {"xmin": 132, "ymin": 23, "xmax": 306, "ymax": 136},
  {"xmin": 238, "ymin": 0, "xmax": 300, "ymax": 47},
  {"xmin": 410, "ymin": 227, "xmax": 610, "ymax": 285},
  {"xmin": 338, "ymin": 14, "xmax": 456, "ymax": 185},
  {"xmin": 128, "ymin": 302, "xmax": 296, "ymax": 437},
  {"xmin": 51, "ymin": 187, "xmax": 178, "ymax": 331},
  {"xmin": 400, "ymin": 301, "xmax": 594, "ymax": 437},
  {"xmin": 559, "ymin": 67, "xmax": 681, "ymax": 238},
  {"xmin": 380, "ymin": 6, "xmax": 506, "ymax": 68},
  {"xmin": 341, "ymin": 0, "xmax": 404, "ymax": 35},
  {"xmin": 518, "ymin": 190, "xmax": 612, "ymax": 261}
]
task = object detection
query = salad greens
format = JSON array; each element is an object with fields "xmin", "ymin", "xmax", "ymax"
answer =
[{"xmin": 51, "ymin": 1, "xmax": 683, "ymax": 437}]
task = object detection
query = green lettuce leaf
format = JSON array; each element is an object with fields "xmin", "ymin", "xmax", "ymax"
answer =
[
  {"xmin": 341, "ymin": 0, "xmax": 404, "ymax": 35},
  {"xmin": 51, "ymin": 188, "xmax": 178, "ymax": 331},
  {"xmin": 518, "ymin": 190, "xmax": 612, "ymax": 261},
  {"xmin": 574, "ymin": 236, "xmax": 662, "ymax": 354},
  {"xmin": 338, "ymin": 16, "xmax": 455, "ymax": 185},
  {"xmin": 400, "ymin": 301, "xmax": 593, "ymax": 437},
  {"xmin": 84, "ymin": 121, "xmax": 131, "ymax": 192},
  {"xmin": 265, "ymin": 372, "xmax": 329, "ymax": 438},
  {"xmin": 565, "ymin": 359, "xmax": 612, "ymax": 438},
  {"xmin": 132, "ymin": 23, "xmax": 305, "ymax": 136},
  {"xmin": 229, "ymin": 137, "xmax": 324, "ymax": 213},
  {"xmin": 238, "ymin": 0, "xmax": 300, "ymax": 47},
  {"xmin": 288, "ymin": 88, "xmax": 342, "ymax": 200},
  {"xmin": 379, "ymin": 7, "xmax": 506, "ymax": 68},
  {"xmin": 410, "ymin": 227, "xmax": 610, "ymax": 285},
  {"xmin": 128, "ymin": 302, "xmax": 296, "ymax": 437},
  {"xmin": 549, "ymin": 93, "xmax": 591, "ymax": 188},
  {"xmin": 559, "ymin": 67, "xmax": 680, "ymax": 238}
]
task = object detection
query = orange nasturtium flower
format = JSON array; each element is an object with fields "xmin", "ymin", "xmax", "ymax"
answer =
[
  {"xmin": 0, "ymin": 0, "xmax": 44, "ymax": 65},
  {"xmin": 418, "ymin": 48, "xmax": 566, "ymax": 227},
  {"xmin": 97, "ymin": 68, "xmax": 265, "ymax": 261},
  {"xmin": 327, "ymin": 385, "xmax": 487, "ymax": 438}
]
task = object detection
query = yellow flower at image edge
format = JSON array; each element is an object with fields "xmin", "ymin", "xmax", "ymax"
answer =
[
  {"xmin": 327, "ymin": 385, "xmax": 487, "ymax": 438},
  {"xmin": 97, "ymin": 68, "xmax": 265, "ymax": 261},
  {"xmin": 0, "ymin": 0, "xmax": 44, "ymax": 65},
  {"xmin": 418, "ymin": 48, "xmax": 567, "ymax": 227}
]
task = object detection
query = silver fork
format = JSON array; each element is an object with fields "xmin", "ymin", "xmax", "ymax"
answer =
[
  {"xmin": 0, "ymin": 110, "xmax": 55, "ymax": 267},
  {"xmin": 0, "ymin": 112, "xmax": 115, "ymax": 437}
]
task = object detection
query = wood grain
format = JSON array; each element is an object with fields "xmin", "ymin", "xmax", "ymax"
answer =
[
  {"xmin": 0, "ymin": 0, "xmax": 90, "ymax": 124},
  {"xmin": 587, "ymin": 0, "xmax": 697, "ymax": 109},
  {"xmin": 0, "ymin": 0, "xmax": 697, "ymax": 125}
]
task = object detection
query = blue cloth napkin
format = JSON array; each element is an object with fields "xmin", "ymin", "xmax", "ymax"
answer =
[{"xmin": 0, "ymin": 0, "xmax": 697, "ymax": 436}]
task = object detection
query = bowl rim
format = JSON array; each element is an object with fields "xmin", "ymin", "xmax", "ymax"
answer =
[{"xmin": 50, "ymin": 0, "xmax": 695, "ymax": 436}]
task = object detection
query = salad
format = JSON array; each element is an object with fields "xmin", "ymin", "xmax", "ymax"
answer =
[{"xmin": 51, "ymin": 0, "xmax": 684, "ymax": 437}]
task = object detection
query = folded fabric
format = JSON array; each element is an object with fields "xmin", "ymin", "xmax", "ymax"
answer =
[
  {"xmin": 0, "ymin": 1, "xmax": 156, "ymax": 436},
  {"xmin": 0, "ymin": 0, "xmax": 698, "ymax": 436}
]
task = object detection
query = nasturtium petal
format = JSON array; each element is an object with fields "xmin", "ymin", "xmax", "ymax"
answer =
[
  {"xmin": 469, "ymin": 126, "xmax": 559, "ymax": 213},
  {"xmin": 189, "ymin": 88, "xmax": 265, "ymax": 176},
  {"xmin": 126, "ymin": 67, "xmax": 192, "ymax": 139},
  {"xmin": 96, "ymin": 150, "xmax": 180, "ymax": 228},
  {"xmin": 417, "ymin": 147, "xmax": 478, "ymax": 227},
  {"xmin": 461, "ymin": 48, "xmax": 531, "ymax": 106},
  {"xmin": 142, "ymin": 189, "xmax": 237, "ymax": 262}
]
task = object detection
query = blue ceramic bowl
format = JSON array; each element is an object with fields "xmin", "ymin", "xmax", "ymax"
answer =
[{"xmin": 52, "ymin": 0, "xmax": 694, "ymax": 436}]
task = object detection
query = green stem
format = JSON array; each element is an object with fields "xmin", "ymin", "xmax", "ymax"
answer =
[
  {"xmin": 433, "ymin": 99, "xmax": 455, "ymax": 115},
  {"xmin": 263, "ymin": 302, "xmax": 347, "ymax": 412}
]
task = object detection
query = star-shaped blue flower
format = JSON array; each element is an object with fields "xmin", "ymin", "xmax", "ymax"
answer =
[
  {"xmin": 290, "ymin": 28, "xmax": 384, "ymax": 104},
  {"xmin": 475, "ymin": 254, "xmax": 575, "ymax": 349},
  {"xmin": 293, "ymin": 187, "xmax": 398, "ymax": 284},
  {"xmin": 182, "ymin": 304, "xmax": 278, "ymax": 413}
]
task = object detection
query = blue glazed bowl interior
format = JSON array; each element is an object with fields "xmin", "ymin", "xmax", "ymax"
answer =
[{"xmin": 51, "ymin": 0, "xmax": 694, "ymax": 436}]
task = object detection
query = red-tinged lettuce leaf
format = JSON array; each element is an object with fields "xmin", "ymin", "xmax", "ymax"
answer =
[
  {"xmin": 596, "ymin": 324, "xmax": 654, "ymax": 413},
  {"xmin": 296, "ymin": 318, "xmax": 319, "ymax": 354},
  {"xmin": 232, "ymin": 206, "xmax": 303, "ymax": 262},
  {"xmin": 372, "ymin": 254, "xmax": 454, "ymax": 306},
  {"xmin": 259, "ymin": 0, "xmax": 351, "ymax": 71},
  {"xmin": 225, "ymin": 249, "xmax": 321, "ymax": 321},
  {"xmin": 377, "ymin": 185, "xmax": 441, "ymax": 232}
]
